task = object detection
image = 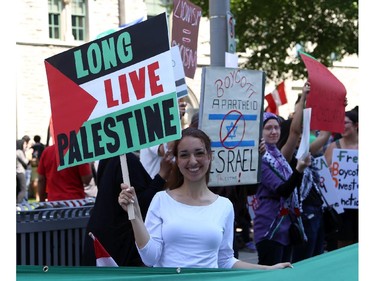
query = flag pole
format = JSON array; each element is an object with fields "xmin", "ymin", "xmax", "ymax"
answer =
[{"xmin": 120, "ymin": 154, "xmax": 135, "ymax": 220}]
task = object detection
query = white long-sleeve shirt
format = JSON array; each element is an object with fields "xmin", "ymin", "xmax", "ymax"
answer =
[
  {"xmin": 138, "ymin": 191, "xmax": 239, "ymax": 268},
  {"xmin": 139, "ymin": 145, "xmax": 162, "ymax": 178}
]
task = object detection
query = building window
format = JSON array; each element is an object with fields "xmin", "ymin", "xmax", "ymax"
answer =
[
  {"xmin": 48, "ymin": 0, "xmax": 87, "ymax": 41},
  {"xmin": 71, "ymin": 0, "xmax": 86, "ymax": 41},
  {"xmin": 48, "ymin": 0, "xmax": 62, "ymax": 39}
]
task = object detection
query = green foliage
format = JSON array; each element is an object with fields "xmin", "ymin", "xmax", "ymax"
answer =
[{"xmin": 189, "ymin": 0, "xmax": 358, "ymax": 82}]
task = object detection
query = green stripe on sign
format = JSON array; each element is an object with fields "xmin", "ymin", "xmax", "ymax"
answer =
[{"xmin": 58, "ymin": 92, "xmax": 181, "ymax": 170}]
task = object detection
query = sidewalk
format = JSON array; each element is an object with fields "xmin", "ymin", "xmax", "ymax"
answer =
[
  {"xmin": 238, "ymin": 248, "xmax": 258, "ymax": 264},
  {"xmin": 235, "ymin": 224, "xmax": 258, "ymax": 264}
]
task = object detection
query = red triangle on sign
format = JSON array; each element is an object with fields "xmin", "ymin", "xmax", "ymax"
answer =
[{"xmin": 45, "ymin": 61, "xmax": 98, "ymax": 155}]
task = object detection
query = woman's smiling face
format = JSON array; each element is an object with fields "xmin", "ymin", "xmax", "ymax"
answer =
[
  {"xmin": 176, "ymin": 136, "xmax": 211, "ymax": 183},
  {"xmin": 263, "ymin": 119, "xmax": 281, "ymax": 145}
]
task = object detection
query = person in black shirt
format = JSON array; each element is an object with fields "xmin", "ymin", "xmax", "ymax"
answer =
[{"xmin": 81, "ymin": 152, "xmax": 172, "ymax": 266}]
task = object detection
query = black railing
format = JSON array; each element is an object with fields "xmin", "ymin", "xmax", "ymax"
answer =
[{"xmin": 16, "ymin": 198, "xmax": 95, "ymax": 266}]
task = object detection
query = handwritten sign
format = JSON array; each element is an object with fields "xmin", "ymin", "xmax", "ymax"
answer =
[
  {"xmin": 331, "ymin": 149, "xmax": 359, "ymax": 209},
  {"xmin": 171, "ymin": 0, "xmax": 202, "ymax": 79},
  {"xmin": 45, "ymin": 13, "xmax": 181, "ymax": 170},
  {"xmin": 200, "ymin": 67, "xmax": 265, "ymax": 186},
  {"xmin": 171, "ymin": 45, "xmax": 188, "ymax": 99},
  {"xmin": 300, "ymin": 52, "xmax": 346, "ymax": 133},
  {"xmin": 314, "ymin": 156, "xmax": 344, "ymax": 213}
]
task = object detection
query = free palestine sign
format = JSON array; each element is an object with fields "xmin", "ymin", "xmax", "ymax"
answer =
[{"xmin": 45, "ymin": 13, "xmax": 181, "ymax": 170}]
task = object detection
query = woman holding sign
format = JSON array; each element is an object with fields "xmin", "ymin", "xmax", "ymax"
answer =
[
  {"xmin": 253, "ymin": 112, "xmax": 311, "ymax": 266},
  {"xmin": 252, "ymin": 81, "xmax": 312, "ymax": 266},
  {"xmin": 119, "ymin": 127, "xmax": 292, "ymax": 270},
  {"xmin": 324, "ymin": 110, "xmax": 359, "ymax": 249}
]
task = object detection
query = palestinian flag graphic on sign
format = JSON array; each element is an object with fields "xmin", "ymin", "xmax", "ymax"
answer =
[{"xmin": 45, "ymin": 13, "xmax": 181, "ymax": 170}]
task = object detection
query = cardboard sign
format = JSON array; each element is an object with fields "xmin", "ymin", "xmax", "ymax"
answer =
[
  {"xmin": 300, "ymin": 52, "xmax": 346, "ymax": 133},
  {"xmin": 200, "ymin": 67, "xmax": 265, "ymax": 186},
  {"xmin": 171, "ymin": 0, "xmax": 202, "ymax": 79},
  {"xmin": 314, "ymin": 156, "xmax": 344, "ymax": 213},
  {"xmin": 331, "ymin": 149, "xmax": 359, "ymax": 209},
  {"xmin": 45, "ymin": 13, "xmax": 181, "ymax": 170},
  {"xmin": 171, "ymin": 45, "xmax": 188, "ymax": 99},
  {"xmin": 295, "ymin": 108, "xmax": 311, "ymax": 160}
]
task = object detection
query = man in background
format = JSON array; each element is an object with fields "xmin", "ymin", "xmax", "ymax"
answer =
[{"xmin": 37, "ymin": 144, "xmax": 92, "ymax": 201}]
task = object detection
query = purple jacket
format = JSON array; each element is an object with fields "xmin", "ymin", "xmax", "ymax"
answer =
[{"xmin": 253, "ymin": 156, "xmax": 303, "ymax": 246}]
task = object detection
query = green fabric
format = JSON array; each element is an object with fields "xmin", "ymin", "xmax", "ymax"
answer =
[{"xmin": 17, "ymin": 244, "xmax": 358, "ymax": 281}]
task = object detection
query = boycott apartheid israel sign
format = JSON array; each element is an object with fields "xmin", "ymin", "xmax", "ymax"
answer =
[
  {"xmin": 199, "ymin": 67, "xmax": 265, "ymax": 187},
  {"xmin": 45, "ymin": 13, "xmax": 181, "ymax": 170}
]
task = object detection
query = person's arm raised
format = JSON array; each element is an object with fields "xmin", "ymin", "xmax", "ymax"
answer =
[
  {"xmin": 281, "ymin": 82, "xmax": 309, "ymax": 162},
  {"xmin": 310, "ymin": 131, "xmax": 331, "ymax": 156}
]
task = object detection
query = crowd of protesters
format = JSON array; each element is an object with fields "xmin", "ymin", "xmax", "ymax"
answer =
[{"xmin": 17, "ymin": 86, "xmax": 358, "ymax": 269}]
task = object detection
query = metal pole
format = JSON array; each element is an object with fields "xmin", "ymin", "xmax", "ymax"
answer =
[{"xmin": 209, "ymin": 0, "xmax": 230, "ymax": 66}]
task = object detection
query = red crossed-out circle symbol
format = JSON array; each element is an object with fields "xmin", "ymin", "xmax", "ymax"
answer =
[{"xmin": 219, "ymin": 110, "xmax": 245, "ymax": 149}]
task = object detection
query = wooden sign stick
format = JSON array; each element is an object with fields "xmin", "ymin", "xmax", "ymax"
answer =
[{"xmin": 120, "ymin": 154, "xmax": 135, "ymax": 220}]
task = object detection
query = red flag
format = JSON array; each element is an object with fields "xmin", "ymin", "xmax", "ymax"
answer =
[
  {"xmin": 265, "ymin": 81, "xmax": 287, "ymax": 114},
  {"xmin": 265, "ymin": 94, "xmax": 278, "ymax": 114},
  {"xmin": 89, "ymin": 232, "xmax": 119, "ymax": 267}
]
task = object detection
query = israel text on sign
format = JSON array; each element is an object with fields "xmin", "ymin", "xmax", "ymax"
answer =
[{"xmin": 200, "ymin": 67, "xmax": 265, "ymax": 186}]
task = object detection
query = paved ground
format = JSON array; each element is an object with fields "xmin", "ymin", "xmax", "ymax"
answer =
[
  {"xmin": 235, "ymin": 225, "xmax": 259, "ymax": 264},
  {"xmin": 238, "ymin": 248, "xmax": 258, "ymax": 264}
]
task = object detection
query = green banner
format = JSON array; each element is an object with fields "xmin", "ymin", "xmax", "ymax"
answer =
[{"xmin": 17, "ymin": 244, "xmax": 358, "ymax": 281}]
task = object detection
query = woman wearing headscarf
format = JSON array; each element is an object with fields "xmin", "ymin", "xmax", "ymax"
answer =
[{"xmin": 253, "ymin": 83, "xmax": 312, "ymax": 266}]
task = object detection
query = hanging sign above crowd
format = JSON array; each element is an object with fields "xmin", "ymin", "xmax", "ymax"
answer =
[{"xmin": 45, "ymin": 13, "xmax": 181, "ymax": 170}]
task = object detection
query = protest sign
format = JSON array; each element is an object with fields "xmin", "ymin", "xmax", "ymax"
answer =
[
  {"xmin": 171, "ymin": 45, "xmax": 188, "ymax": 99},
  {"xmin": 300, "ymin": 52, "xmax": 346, "ymax": 133},
  {"xmin": 45, "ymin": 13, "xmax": 181, "ymax": 171},
  {"xmin": 171, "ymin": 0, "xmax": 202, "ymax": 79},
  {"xmin": 295, "ymin": 108, "xmax": 311, "ymax": 160},
  {"xmin": 199, "ymin": 67, "xmax": 265, "ymax": 186},
  {"xmin": 314, "ymin": 156, "xmax": 344, "ymax": 213},
  {"xmin": 331, "ymin": 149, "xmax": 359, "ymax": 209}
]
